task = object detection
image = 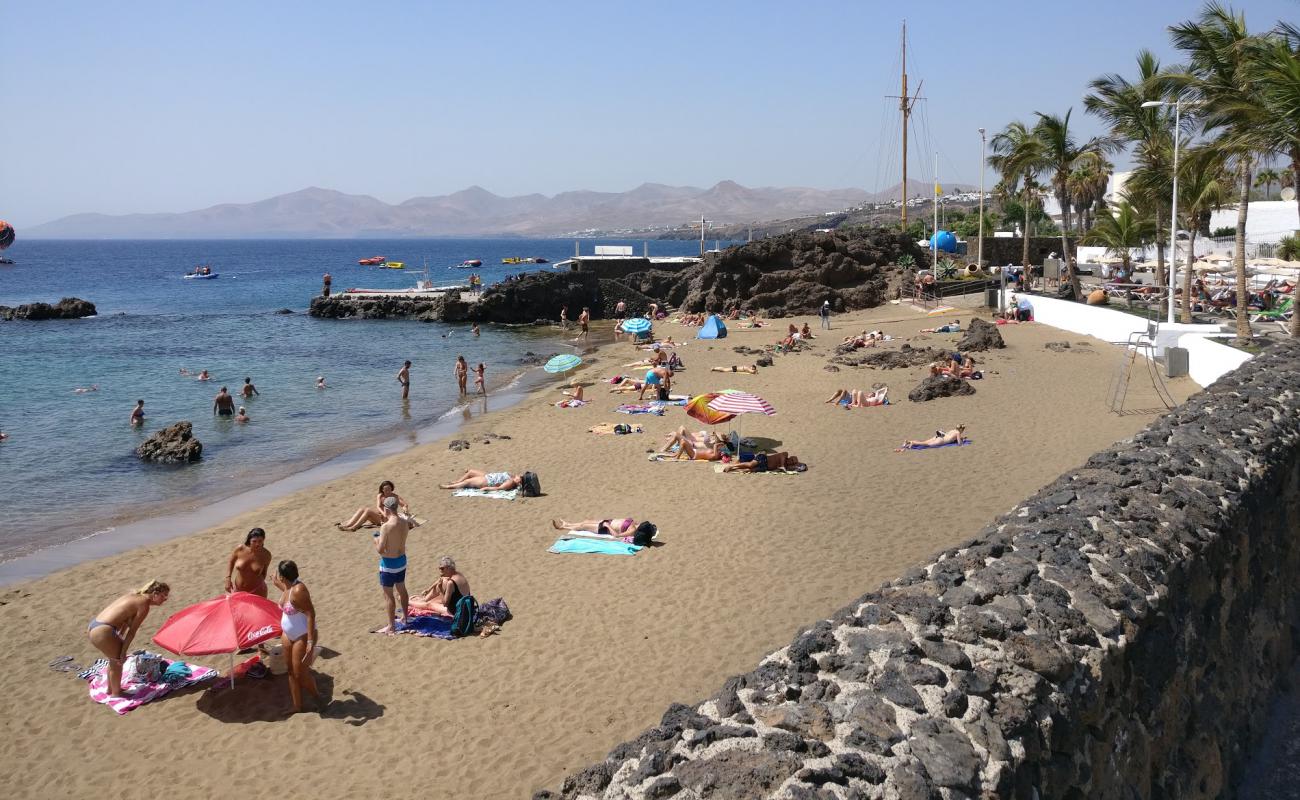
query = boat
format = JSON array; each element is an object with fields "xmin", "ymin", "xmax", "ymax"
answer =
[
  {"xmin": 0, "ymin": 257, "xmax": 13, "ymax": 265},
  {"xmin": 502, "ymin": 257, "xmax": 525, "ymax": 264},
  {"xmin": 383, "ymin": 261, "xmax": 405, "ymax": 269},
  {"xmin": 358, "ymin": 256, "xmax": 386, "ymax": 265},
  {"xmin": 459, "ymin": 259, "xmax": 482, "ymax": 267},
  {"xmin": 502, "ymin": 257, "xmax": 549, "ymax": 265},
  {"xmin": 184, "ymin": 265, "xmax": 218, "ymax": 279}
]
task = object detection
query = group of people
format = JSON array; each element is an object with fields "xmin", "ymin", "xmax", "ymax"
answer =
[
  {"xmin": 129, "ymin": 374, "xmax": 262, "ymax": 427},
  {"xmin": 840, "ymin": 330, "xmax": 890, "ymax": 350},
  {"xmin": 400, "ymin": 357, "xmax": 487, "ymax": 401}
]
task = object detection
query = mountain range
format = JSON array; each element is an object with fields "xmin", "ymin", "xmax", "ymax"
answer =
[{"xmin": 25, "ymin": 180, "xmax": 972, "ymax": 239}]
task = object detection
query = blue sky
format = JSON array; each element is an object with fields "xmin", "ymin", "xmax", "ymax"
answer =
[{"xmin": 3, "ymin": 0, "xmax": 1297, "ymax": 226}]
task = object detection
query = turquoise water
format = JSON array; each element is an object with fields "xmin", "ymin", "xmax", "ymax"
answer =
[{"xmin": 0, "ymin": 238, "xmax": 711, "ymax": 561}]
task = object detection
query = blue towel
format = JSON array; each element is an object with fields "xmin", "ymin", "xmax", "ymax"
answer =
[
  {"xmin": 549, "ymin": 538, "xmax": 643, "ymax": 556},
  {"xmin": 905, "ymin": 438, "xmax": 972, "ymax": 450},
  {"xmin": 394, "ymin": 616, "xmax": 455, "ymax": 639}
]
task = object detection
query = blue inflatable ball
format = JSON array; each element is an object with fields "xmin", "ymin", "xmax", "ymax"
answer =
[{"xmin": 929, "ymin": 230, "xmax": 958, "ymax": 253}]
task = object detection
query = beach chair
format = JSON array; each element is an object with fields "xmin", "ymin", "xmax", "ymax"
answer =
[{"xmin": 1250, "ymin": 297, "xmax": 1293, "ymax": 323}]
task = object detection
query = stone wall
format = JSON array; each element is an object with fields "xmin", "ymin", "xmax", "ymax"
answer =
[
  {"xmin": 538, "ymin": 340, "xmax": 1300, "ymax": 800},
  {"xmin": 980, "ymin": 236, "xmax": 1077, "ymax": 268}
]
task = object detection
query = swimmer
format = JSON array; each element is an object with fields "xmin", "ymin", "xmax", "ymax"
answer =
[
  {"xmin": 236, "ymin": 406, "xmax": 250, "ymax": 423},
  {"xmin": 73, "ymin": 384, "xmax": 100, "ymax": 393},
  {"xmin": 241, "ymin": 377, "xmax": 259, "ymax": 398},
  {"xmin": 130, "ymin": 400, "xmax": 145, "ymax": 427},
  {"xmin": 196, "ymin": 369, "xmax": 211, "ymax": 381},
  {"xmin": 316, "ymin": 376, "xmax": 326, "ymax": 389}
]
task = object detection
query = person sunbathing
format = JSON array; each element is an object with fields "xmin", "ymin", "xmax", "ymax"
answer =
[
  {"xmin": 409, "ymin": 556, "xmax": 471, "ymax": 616},
  {"xmin": 800, "ymin": 323, "xmax": 814, "ymax": 339},
  {"xmin": 658, "ymin": 427, "xmax": 725, "ymax": 460},
  {"xmin": 552, "ymin": 517, "xmax": 637, "ymax": 536},
  {"xmin": 439, "ymin": 469, "xmax": 523, "ymax": 491},
  {"xmin": 657, "ymin": 426, "xmax": 714, "ymax": 453},
  {"xmin": 895, "ymin": 425, "xmax": 968, "ymax": 451},
  {"xmin": 725, "ymin": 308, "xmax": 740, "ymax": 320},
  {"xmin": 825, "ymin": 386, "xmax": 888, "ymax": 407},
  {"xmin": 561, "ymin": 385, "xmax": 585, "ymax": 402},
  {"xmin": 723, "ymin": 452, "xmax": 802, "ymax": 473},
  {"xmin": 711, "ymin": 364, "xmax": 757, "ymax": 374},
  {"xmin": 337, "ymin": 480, "xmax": 410, "ymax": 531},
  {"xmin": 920, "ymin": 320, "xmax": 962, "ymax": 333},
  {"xmin": 608, "ymin": 377, "xmax": 646, "ymax": 393}
]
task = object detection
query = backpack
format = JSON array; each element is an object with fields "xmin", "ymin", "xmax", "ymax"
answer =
[
  {"xmin": 521, "ymin": 471, "xmax": 541, "ymax": 497},
  {"xmin": 450, "ymin": 594, "xmax": 478, "ymax": 637}
]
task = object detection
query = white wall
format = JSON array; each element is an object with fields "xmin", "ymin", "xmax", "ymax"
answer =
[{"xmin": 1021, "ymin": 295, "xmax": 1249, "ymax": 387}]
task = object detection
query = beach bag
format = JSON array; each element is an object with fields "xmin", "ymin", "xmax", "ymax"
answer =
[
  {"xmin": 450, "ymin": 594, "xmax": 479, "ymax": 637},
  {"xmin": 521, "ymin": 471, "xmax": 541, "ymax": 497},
  {"xmin": 124, "ymin": 651, "xmax": 166, "ymax": 684},
  {"xmin": 632, "ymin": 521, "xmax": 657, "ymax": 547}
]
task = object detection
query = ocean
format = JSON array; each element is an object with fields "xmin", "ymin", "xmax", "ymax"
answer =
[{"xmin": 0, "ymin": 237, "xmax": 714, "ymax": 563}]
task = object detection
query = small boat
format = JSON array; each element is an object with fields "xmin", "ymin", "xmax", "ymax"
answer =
[
  {"xmin": 502, "ymin": 257, "xmax": 524, "ymax": 264},
  {"xmin": 184, "ymin": 265, "xmax": 218, "ymax": 279},
  {"xmin": 533, "ymin": 257, "xmax": 549, "ymax": 264},
  {"xmin": 383, "ymin": 261, "xmax": 405, "ymax": 269},
  {"xmin": 358, "ymin": 256, "xmax": 386, "ymax": 265},
  {"xmin": 0, "ymin": 257, "xmax": 14, "ymax": 265},
  {"xmin": 459, "ymin": 259, "xmax": 482, "ymax": 267}
]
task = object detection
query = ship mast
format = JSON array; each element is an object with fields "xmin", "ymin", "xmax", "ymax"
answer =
[{"xmin": 890, "ymin": 21, "xmax": 923, "ymax": 227}]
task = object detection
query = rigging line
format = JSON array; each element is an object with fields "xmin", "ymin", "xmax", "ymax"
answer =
[
  {"xmin": 880, "ymin": 99, "xmax": 900, "ymax": 195},
  {"xmin": 872, "ymin": 97, "xmax": 892, "ymax": 195}
]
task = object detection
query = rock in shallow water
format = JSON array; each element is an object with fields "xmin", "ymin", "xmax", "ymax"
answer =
[
  {"xmin": 135, "ymin": 421, "xmax": 202, "ymax": 463},
  {"xmin": 0, "ymin": 297, "xmax": 97, "ymax": 321}
]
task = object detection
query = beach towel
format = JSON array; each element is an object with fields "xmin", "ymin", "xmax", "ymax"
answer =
[
  {"xmin": 650, "ymin": 398, "xmax": 688, "ymax": 407},
  {"xmin": 555, "ymin": 398, "xmax": 588, "ymax": 408},
  {"xmin": 391, "ymin": 597, "xmax": 512, "ymax": 638},
  {"xmin": 588, "ymin": 423, "xmax": 643, "ymax": 435},
  {"xmin": 552, "ymin": 528, "xmax": 655, "ymax": 545},
  {"xmin": 82, "ymin": 655, "xmax": 218, "ymax": 715},
  {"xmin": 549, "ymin": 537, "xmax": 643, "ymax": 556},
  {"xmin": 647, "ymin": 452, "xmax": 694, "ymax": 462},
  {"xmin": 900, "ymin": 439, "xmax": 972, "ymax": 451},
  {"xmin": 392, "ymin": 615, "xmax": 455, "ymax": 639},
  {"xmin": 453, "ymin": 488, "xmax": 518, "ymax": 500},
  {"xmin": 615, "ymin": 404, "xmax": 665, "ymax": 415}
]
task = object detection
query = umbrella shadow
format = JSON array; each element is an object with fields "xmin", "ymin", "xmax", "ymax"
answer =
[
  {"xmin": 743, "ymin": 436, "xmax": 784, "ymax": 451},
  {"xmin": 194, "ymin": 673, "xmax": 384, "ymax": 726}
]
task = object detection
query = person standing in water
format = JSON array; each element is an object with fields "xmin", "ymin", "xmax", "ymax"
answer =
[
  {"xmin": 321, "ymin": 272, "xmax": 332, "ymax": 298},
  {"xmin": 130, "ymin": 400, "xmax": 145, "ymax": 427},
  {"xmin": 225, "ymin": 528, "xmax": 272, "ymax": 597},
  {"xmin": 455, "ymin": 355, "xmax": 468, "ymax": 395},
  {"xmin": 471, "ymin": 323, "xmax": 480, "ymax": 337},
  {"xmin": 473, "ymin": 363, "xmax": 486, "ymax": 396},
  {"xmin": 241, "ymin": 377, "xmax": 259, "ymax": 399},
  {"xmin": 576, "ymin": 307, "xmax": 590, "ymax": 342},
  {"xmin": 87, "ymin": 581, "xmax": 170, "ymax": 698},
  {"xmin": 559, "ymin": 305, "xmax": 568, "ymax": 330},
  {"xmin": 397, "ymin": 360, "xmax": 411, "ymax": 400},
  {"xmin": 213, "ymin": 386, "xmax": 236, "ymax": 417},
  {"xmin": 375, "ymin": 496, "xmax": 410, "ymax": 634}
]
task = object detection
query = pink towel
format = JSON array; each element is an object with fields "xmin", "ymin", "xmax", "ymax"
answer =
[{"xmin": 86, "ymin": 662, "xmax": 218, "ymax": 714}]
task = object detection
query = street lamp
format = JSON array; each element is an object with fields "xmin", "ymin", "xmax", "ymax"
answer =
[
  {"xmin": 1141, "ymin": 98, "xmax": 1192, "ymax": 325},
  {"xmin": 978, "ymin": 127, "xmax": 989, "ymax": 305}
]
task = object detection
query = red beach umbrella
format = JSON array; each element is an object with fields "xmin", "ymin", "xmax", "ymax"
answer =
[{"xmin": 153, "ymin": 592, "xmax": 282, "ymax": 688}]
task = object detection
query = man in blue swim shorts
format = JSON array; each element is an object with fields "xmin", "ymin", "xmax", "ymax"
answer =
[{"xmin": 374, "ymin": 495, "xmax": 410, "ymax": 634}]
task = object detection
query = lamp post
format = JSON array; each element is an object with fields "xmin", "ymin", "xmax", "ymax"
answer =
[
  {"xmin": 1141, "ymin": 98, "xmax": 1189, "ymax": 325},
  {"xmin": 979, "ymin": 127, "xmax": 991, "ymax": 307}
]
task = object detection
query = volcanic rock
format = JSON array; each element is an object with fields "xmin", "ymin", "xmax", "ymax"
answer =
[
  {"xmin": 135, "ymin": 421, "xmax": 202, "ymax": 463},
  {"xmin": 0, "ymin": 297, "xmax": 97, "ymax": 321},
  {"xmin": 832, "ymin": 344, "xmax": 938, "ymax": 369},
  {"xmin": 955, "ymin": 318, "xmax": 1005, "ymax": 352},
  {"xmin": 908, "ymin": 375, "xmax": 976, "ymax": 402}
]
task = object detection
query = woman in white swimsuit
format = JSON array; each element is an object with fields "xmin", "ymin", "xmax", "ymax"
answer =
[{"xmin": 274, "ymin": 561, "xmax": 320, "ymax": 713}]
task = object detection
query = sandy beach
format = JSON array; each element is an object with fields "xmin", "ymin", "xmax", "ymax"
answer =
[{"xmin": 0, "ymin": 303, "xmax": 1192, "ymax": 799}]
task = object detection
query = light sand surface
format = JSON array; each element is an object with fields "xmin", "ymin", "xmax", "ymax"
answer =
[{"xmin": 0, "ymin": 304, "xmax": 1194, "ymax": 799}]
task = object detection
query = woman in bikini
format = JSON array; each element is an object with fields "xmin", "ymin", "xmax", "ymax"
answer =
[
  {"xmin": 657, "ymin": 427, "xmax": 725, "ymax": 460},
  {"xmin": 409, "ymin": 556, "xmax": 472, "ymax": 616},
  {"xmin": 336, "ymin": 480, "xmax": 409, "ymax": 531},
  {"xmin": 711, "ymin": 364, "xmax": 757, "ymax": 374},
  {"xmin": 895, "ymin": 425, "xmax": 968, "ymax": 451},
  {"xmin": 439, "ymin": 469, "xmax": 522, "ymax": 491},
  {"xmin": 552, "ymin": 518, "xmax": 637, "ymax": 536},
  {"xmin": 825, "ymin": 386, "xmax": 888, "ymax": 407},
  {"xmin": 224, "ymin": 528, "xmax": 272, "ymax": 597},
  {"xmin": 87, "ymin": 580, "xmax": 170, "ymax": 698},
  {"xmin": 274, "ymin": 560, "xmax": 320, "ymax": 713}
]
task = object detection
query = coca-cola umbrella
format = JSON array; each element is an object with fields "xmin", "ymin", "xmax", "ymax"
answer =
[
  {"xmin": 153, "ymin": 591, "xmax": 282, "ymax": 689},
  {"xmin": 0, "ymin": 220, "xmax": 14, "ymax": 250}
]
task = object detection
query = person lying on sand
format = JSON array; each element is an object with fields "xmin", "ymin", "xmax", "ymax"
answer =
[
  {"xmin": 825, "ymin": 386, "xmax": 888, "ymax": 407},
  {"xmin": 711, "ymin": 364, "xmax": 758, "ymax": 374},
  {"xmin": 439, "ymin": 469, "xmax": 523, "ymax": 491},
  {"xmin": 658, "ymin": 427, "xmax": 725, "ymax": 461},
  {"xmin": 895, "ymin": 425, "xmax": 968, "ymax": 452},
  {"xmin": 723, "ymin": 452, "xmax": 803, "ymax": 473},
  {"xmin": 552, "ymin": 517, "xmax": 636, "ymax": 536},
  {"xmin": 920, "ymin": 320, "xmax": 962, "ymax": 334},
  {"xmin": 608, "ymin": 377, "xmax": 646, "ymax": 393},
  {"xmin": 409, "ymin": 556, "xmax": 471, "ymax": 616},
  {"xmin": 337, "ymin": 480, "xmax": 410, "ymax": 531},
  {"xmin": 639, "ymin": 337, "xmax": 677, "ymax": 350},
  {"xmin": 87, "ymin": 580, "xmax": 170, "ymax": 698}
]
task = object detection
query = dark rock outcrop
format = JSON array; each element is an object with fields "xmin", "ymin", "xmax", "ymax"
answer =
[
  {"xmin": 908, "ymin": 375, "xmax": 976, "ymax": 402},
  {"xmin": 832, "ymin": 344, "xmax": 938, "ymax": 369},
  {"xmin": 466, "ymin": 271, "xmax": 601, "ymax": 324},
  {"xmin": 309, "ymin": 294, "xmax": 446, "ymax": 321},
  {"xmin": 622, "ymin": 230, "xmax": 925, "ymax": 316},
  {"xmin": 135, "ymin": 422, "xmax": 202, "ymax": 463},
  {"xmin": 955, "ymin": 318, "xmax": 1005, "ymax": 352},
  {"xmin": 0, "ymin": 297, "xmax": 97, "ymax": 321},
  {"xmin": 274, "ymin": 308, "xmax": 294, "ymax": 315}
]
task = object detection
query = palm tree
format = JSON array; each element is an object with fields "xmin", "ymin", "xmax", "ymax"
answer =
[
  {"xmin": 988, "ymin": 121, "xmax": 1048, "ymax": 273},
  {"xmin": 1251, "ymin": 23, "xmax": 1300, "ymax": 247},
  {"xmin": 1033, "ymin": 110, "xmax": 1115, "ymax": 299},
  {"xmin": 1082, "ymin": 198, "xmax": 1156, "ymax": 276},
  {"xmin": 1175, "ymin": 147, "xmax": 1229, "ymax": 322},
  {"xmin": 1084, "ymin": 50, "xmax": 1178, "ymax": 290},
  {"xmin": 1254, "ymin": 167, "xmax": 1280, "ymax": 199},
  {"xmin": 1170, "ymin": 2, "xmax": 1270, "ymax": 339},
  {"xmin": 1067, "ymin": 151, "xmax": 1113, "ymax": 230}
]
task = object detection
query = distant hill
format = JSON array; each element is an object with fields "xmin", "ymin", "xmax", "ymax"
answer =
[{"xmin": 26, "ymin": 182, "xmax": 883, "ymax": 239}]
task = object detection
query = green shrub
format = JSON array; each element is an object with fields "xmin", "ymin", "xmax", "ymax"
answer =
[
  {"xmin": 1211, "ymin": 226, "xmax": 1236, "ymax": 238},
  {"xmin": 1278, "ymin": 234, "xmax": 1300, "ymax": 262}
]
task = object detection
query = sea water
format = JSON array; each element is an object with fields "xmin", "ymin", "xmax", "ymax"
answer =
[{"xmin": 0, "ymin": 238, "xmax": 712, "ymax": 562}]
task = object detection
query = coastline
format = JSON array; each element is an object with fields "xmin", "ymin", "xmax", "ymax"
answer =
[{"xmin": 0, "ymin": 307, "xmax": 1197, "ymax": 799}]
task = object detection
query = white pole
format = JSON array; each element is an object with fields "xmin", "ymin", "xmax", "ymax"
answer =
[
  {"xmin": 933, "ymin": 151, "xmax": 939, "ymax": 286},
  {"xmin": 1168, "ymin": 100, "xmax": 1181, "ymax": 325},
  {"xmin": 978, "ymin": 128, "xmax": 986, "ymax": 269}
]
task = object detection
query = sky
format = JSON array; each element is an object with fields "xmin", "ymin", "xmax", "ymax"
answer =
[{"xmin": 3, "ymin": 0, "xmax": 1298, "ymax": 227}]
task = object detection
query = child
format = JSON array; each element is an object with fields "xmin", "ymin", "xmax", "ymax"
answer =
[{"xmin": 473, "ymin": 363, "xmax": 486, "ymax": 395}]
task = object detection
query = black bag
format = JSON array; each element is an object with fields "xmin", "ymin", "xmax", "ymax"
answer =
[{"xmin": 521, "ymin": 471, "xmax": 541, "ymax": 497}]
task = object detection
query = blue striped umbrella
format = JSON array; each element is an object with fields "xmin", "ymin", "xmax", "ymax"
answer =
[
  {"xmin": 544, "ymin": 353, "xmax": 583, "ymax": 374},
  {"xmin": 620, "ymin": 317, "xmax": 652, "ymax": 335}
]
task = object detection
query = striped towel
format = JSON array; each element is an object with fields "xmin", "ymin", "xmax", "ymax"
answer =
[{"xmin": 83, "ymin": 659, "xmax": 218, "ymax": 714}]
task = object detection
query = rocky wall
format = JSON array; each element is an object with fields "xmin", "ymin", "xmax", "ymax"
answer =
[{"xmin": 538, "ymin": 340, "xmax": 1300, "ymax": 800}]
